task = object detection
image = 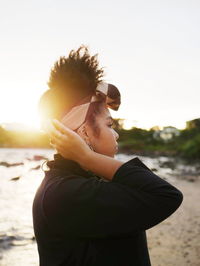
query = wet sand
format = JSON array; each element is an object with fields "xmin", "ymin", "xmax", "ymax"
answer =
[{"xmin": 147, "ymin": 177, "xmax": 200, "ymax": 266}]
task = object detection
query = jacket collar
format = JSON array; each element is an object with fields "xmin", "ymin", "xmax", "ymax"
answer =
[{"xmin": 45, "ymin": 153, "xmax": 96, "ymax": 178}]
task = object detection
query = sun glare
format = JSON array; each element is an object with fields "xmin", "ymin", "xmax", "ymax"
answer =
[
  {"xmin": 0, "ymin": 108, "xmax": 41, "ymax": 131},
  {"xmin": 123, "ymin": 119, "xmax": 139, "ymax": 130}
]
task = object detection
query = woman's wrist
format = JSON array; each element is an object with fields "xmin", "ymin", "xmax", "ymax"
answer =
[
  {"xmin": 78, "ymin": 150, "xmax": 123, "ymax": 181},
  {"xmin": 78, "ymin": 149, "xmax": 93, "ymax": 168}
]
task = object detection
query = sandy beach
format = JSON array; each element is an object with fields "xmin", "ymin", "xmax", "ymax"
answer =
[{"xmin": 147, "ymin": 177, "xmax": 200, "ymax": 266}]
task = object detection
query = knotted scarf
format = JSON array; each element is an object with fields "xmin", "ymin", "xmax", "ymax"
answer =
[{"xmin": 60, "ymin": 82, "xmax": 121, "ymax": 131}]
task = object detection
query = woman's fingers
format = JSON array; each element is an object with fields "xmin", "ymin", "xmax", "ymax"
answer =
[
  {"xmin": 45, "ymin": 119, "xmax": 75, "ymax": 144},
  {"xmin": 45, "ymin": 120, "xmax": 64, "ymax": 140},
  {"xmin": 45, "ymin": 119, "xmax": 87, "ymax": 162},
  {"xmin": 52, "ymin": 119, "xmax": 72, "ymax": 136},
  {"xmin": 51, "ymin": 142, "xmax": 67, "ymax": 157},
  {"xmin": 51, "ymin": 131, "xmax": 68, "ymax": 147},
  {"xmin": 50, "ymin": 137, "xmax": 64, "ymax": 150},
  {"xmin": 43, "ymin": 119, "xmax": 55, "ymax": 134},
  {"xmin": 44, "ymin": 119, "xmax": 74, "ymax": 153}
]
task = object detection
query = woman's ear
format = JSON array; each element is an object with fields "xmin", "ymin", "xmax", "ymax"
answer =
[{"xmin": 76, "ymin": 124, "xmax": 90, "ymax": 143}]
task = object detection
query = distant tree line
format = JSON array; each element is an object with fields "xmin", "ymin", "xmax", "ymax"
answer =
[
  {"xmin": 0, "ymin": 118, "xmax": 199, "ymax": 160},
  {"xmin": 113, "ymin": 118, "xmax": 200, "ymax": 160},
  {"xmin": 0, "ymin": 126, "xmax": 50, "ymax": 148}
]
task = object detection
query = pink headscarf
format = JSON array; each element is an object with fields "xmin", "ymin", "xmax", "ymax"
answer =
[{"xmin": 60, "ymin": 82, "xmax": 121, "ymax": 131}]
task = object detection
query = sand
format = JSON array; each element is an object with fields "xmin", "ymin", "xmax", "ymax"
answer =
[{"xmin": 147, "ymin": 177, "xmax": 200, "ymax": 266}]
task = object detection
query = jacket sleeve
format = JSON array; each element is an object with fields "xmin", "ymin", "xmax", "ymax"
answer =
[{"xmin": 43, "ymin": 157, "xmax": 183, "ymax": 238}]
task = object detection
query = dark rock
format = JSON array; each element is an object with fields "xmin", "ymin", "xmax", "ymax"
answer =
[
  {"xmin": 0, "ymin": 235, "xmax": 16, "ymax": 243},
  {"xmin": 33, "ymin": 155, "xmax": 48, "ymax": 161},
  {"xmin": 0, "ymin": 161, "xmax": 24, "ymax": 167},
  {"xmin": 10, "ymin": 176, "xmax": 21, "ymax": 181},
  {"xmin": 188, "ymin": 177, "xmax": 195, "ymax": 182},
  {"xmin": 0, "ymin": 235, "xmax": 19, "ymax": 250},
  {"xmin": 30, "ymin": 165, "xmax": 41, "ymax": 170},
  {"xmin": 183, "ymin": 252, "xmax": 189, "ymax": 257},
  {"xmin": 26, "ymin": 155, "xmax": 48, "ymax": 161},
  {"xmin": 0, "ymin": 162, "xmax": 10, "ymax": 167},
  {"xmin": 159, "ymin": 160, "xmax": 176, "ymax": 170}
]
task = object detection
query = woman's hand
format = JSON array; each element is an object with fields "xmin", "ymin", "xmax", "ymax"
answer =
[
  {"xmin": 45, "ymin": 119, "xmax": 123, "ymax": 180},
  {"xmin": 45, "ymin": 119, "xmax": 92, "ymax": 164}
]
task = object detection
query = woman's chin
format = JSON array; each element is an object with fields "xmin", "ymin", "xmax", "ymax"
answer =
[{"xmin": 97, "ymin": 150, "xmax": 116, "ymax": 158}]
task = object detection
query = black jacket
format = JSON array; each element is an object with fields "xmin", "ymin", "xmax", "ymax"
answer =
[{"xmin": 32, "ymin": 154, "xmax": 183, "ymax": 266}]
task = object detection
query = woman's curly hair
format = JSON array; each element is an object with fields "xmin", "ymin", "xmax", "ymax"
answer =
[
  {"xmin": 38, "ymin": 45, "xmax": 105, "ymax": 129},
  {"xmin": 48, "ymin": 45, "xmax": 104, "ymax": 93}
]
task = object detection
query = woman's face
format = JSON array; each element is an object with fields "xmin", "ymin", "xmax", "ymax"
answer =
[{"xmin": 78, "ymin": 107, "xmax": 119, "ymax": 158}]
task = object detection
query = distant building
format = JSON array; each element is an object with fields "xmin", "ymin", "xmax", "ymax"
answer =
[{"xmin": 153, "ymin": 126, "xmax": 180, "ymax": 141}]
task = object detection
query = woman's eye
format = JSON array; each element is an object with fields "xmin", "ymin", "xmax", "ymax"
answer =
[{"xmin": 108, "ymin": 124, "xmax": 113, "ymax": 128}]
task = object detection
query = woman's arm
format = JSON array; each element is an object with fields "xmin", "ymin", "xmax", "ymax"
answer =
[
  {"xmin": 80, "ymin": 150, "xmax": 124, "ymax": 180},
  {"xmin": 43, "ymin": 156, "xmax": 183, "ymax": 238}
]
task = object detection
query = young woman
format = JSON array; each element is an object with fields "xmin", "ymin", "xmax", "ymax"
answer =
[{"xmin": 32, "ymin": 46, "xmax": 183, "ymax": 266}]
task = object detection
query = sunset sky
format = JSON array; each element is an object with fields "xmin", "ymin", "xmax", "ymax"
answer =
[{"xmin": 0, "ymin": 0, "xmax": 199, "ymax": 130}]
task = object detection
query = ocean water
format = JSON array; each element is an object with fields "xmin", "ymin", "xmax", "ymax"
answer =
[{"xmin": 0, "ymin": 148, "xmax": 188, "ymax": 266}]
